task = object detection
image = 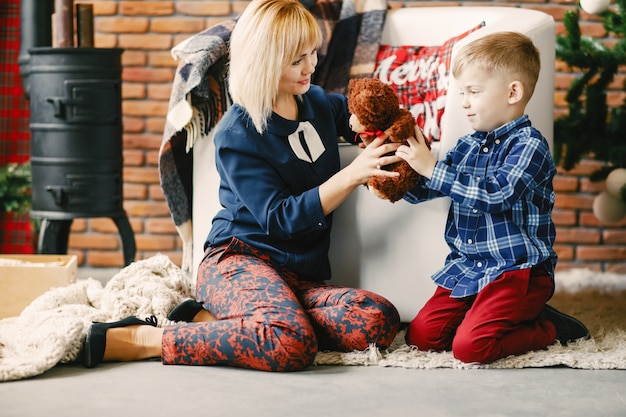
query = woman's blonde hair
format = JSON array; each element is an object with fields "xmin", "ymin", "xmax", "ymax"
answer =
[
  {"xmin": 228, "ymin": 0, "xmax": 322, "ymax": 133},
  {"xmin": 452, "ymin": 32, "xmax": 540, "ymax": 102}
]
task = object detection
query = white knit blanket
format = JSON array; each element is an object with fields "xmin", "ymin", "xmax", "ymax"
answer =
[
  {"xmin": 1, "ymin": 260, "xmax": 624, "ymax": 381},
  {"xmin": 0, "ymin": 254, "xmax": 193, "ymax": 382}
]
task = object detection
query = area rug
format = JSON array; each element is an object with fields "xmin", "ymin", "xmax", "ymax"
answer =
[
  {"xmin": 314, "ymin": 269, "xmax": 626, "ymax": 369},
  {"xmin": 0, "ymin": 256, "xmax": 624, "ymax": 382}
]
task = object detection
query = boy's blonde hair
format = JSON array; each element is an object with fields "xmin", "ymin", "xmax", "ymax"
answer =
[
  {"xmin": 228, "ymin": 0, "xmax": 322, "ymax": 133},
  {"xmin": 452, "ymin": 32, "xmax": 540, "ymax": 102}
]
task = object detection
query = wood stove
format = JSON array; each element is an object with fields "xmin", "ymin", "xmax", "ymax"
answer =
[{"xmin": 24, "ymin": 46, "xmax": 135, "ymax": 266}]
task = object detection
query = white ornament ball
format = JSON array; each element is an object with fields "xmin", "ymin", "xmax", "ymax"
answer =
[
  {"xmin": 606, "ymin": 168, "xmax": 626, "ymax": 199},
  {"xmin": 580, "ymin": 0, "xmax": 611, "ymax": 14},
  {"xmin": 593, "ymin": 191, "xmax": 626, "ymax": 224}
]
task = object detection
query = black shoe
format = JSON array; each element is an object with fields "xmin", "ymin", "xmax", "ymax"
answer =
[
  {"xmin": 167, "ymin": 299, "xmax": 204, "ymax": 322},
  {"xmin": 84, "ymin": 315, "xmax": 158, "ymax": 368},
  {"xmin": 541, "ymin": 304, "xmax": 590, "ymax": 345}
]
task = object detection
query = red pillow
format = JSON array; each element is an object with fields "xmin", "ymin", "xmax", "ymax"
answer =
[{"xmin": 373, "ymin": 22, "xmax": 485, "ymax": 142}]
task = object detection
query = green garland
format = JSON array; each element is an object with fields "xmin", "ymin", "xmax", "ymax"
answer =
[
  {"xmin": 555, "ymin": 2, "xmax": 626, "ymax": 175},
  {"xmin": 0, "ymin": 162, "xmax": 32, "ymax": 215}
]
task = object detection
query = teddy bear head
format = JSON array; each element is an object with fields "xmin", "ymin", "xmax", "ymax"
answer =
[{"xmin": 347, "ymin": 78, "xmax": 402, "ymax": 134}]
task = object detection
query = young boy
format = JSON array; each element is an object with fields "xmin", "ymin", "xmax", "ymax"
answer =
[{"xmin": 395, "ymin": 32, "xmax": 590, "ymax": 364}]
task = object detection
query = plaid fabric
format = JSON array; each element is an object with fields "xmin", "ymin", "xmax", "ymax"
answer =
[
  {"xmin": 0, "ymin": 0, "xmax": 35, "ymax": 254},
  {"xmin": 373, "ymin": 22, "xmax": 485, "ymax": 143}
]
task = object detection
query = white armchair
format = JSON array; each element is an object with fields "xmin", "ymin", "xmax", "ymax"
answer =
[{"xmin": 192, "ymin": 6, "xmax": 555, "ymax": 322}]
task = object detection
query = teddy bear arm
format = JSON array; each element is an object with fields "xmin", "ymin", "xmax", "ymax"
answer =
[{"xmin": 388, "ymin": 110, "xmax": 416, "ymax": 143}]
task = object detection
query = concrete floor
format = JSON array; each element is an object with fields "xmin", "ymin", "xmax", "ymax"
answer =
[
  {"xmin": 1, "ymin": 268, "xmax": 625, "ymax": 417},
  {"xmin": 2, "ymin": 361, "xmax": 625, "ymax": 417}
]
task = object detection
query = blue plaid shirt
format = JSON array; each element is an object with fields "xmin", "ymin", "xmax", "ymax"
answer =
[{"xmin": 405, "ymin": 115, "xmax": 557, "ymax": 297}]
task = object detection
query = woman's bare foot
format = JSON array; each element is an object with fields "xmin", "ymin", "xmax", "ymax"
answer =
[
  {"xmin": 103, "ymin": 325, "xmax": 164, "ymax": 362},
  {"xmin": 192, "ymin": 309, "xmax": 216, "ymax": 322}
]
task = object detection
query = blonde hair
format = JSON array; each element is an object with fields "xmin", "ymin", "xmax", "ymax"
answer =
[
  {"xmin": 452, "ymin": 32, "xmax": 540, "ymax": 102},
  {"xmin": 228, "ymin": 0, "xmax": 322, "ymax": 133}
]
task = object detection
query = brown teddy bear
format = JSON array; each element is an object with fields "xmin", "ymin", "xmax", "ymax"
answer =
[{"xmin": 347, "ymin": 77, "xmax": 429, "ymax": 203}]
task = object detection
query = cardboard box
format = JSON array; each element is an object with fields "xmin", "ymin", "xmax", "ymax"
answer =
[{"xmin": 0, "ymin": 254, "xmax": 77, "ymax": 319}]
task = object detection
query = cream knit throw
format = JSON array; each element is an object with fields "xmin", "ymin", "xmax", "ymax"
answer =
[{"xmin": 0, "ymin": 254, "xmax": 193, "ymax": 382}]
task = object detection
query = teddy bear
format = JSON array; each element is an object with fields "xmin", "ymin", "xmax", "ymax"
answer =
[{"xmin": 347, "ymin": 77, "xmax": 429, "ymax": 203}]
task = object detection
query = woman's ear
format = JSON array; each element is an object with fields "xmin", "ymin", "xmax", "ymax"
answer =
[{"xmin": 508, "ymin": 80, "xmax": 524, "ymax": 104}]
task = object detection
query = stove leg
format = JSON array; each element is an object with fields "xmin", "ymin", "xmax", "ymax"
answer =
[
  {"xmin": 37, "ymin": 218, "xmax": 72, "ymax": 254},
  {"xmin": 113, "ymin": 214, "xmax": 136, "ymax": 266}
]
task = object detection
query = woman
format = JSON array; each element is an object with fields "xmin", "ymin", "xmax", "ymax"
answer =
[{"xmin": 83, "ymin": 0, "xmax": 401, "ymax": 372}]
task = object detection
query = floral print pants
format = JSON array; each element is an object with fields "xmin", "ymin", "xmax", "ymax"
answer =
[{"xmin": 162, "ymin": 238, "xmax": 400, "ymax": 371}]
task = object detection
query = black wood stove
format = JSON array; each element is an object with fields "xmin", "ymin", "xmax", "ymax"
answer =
[{"xmin": 19, "ymin": 1, "xmax": 135, "ymax": 266}]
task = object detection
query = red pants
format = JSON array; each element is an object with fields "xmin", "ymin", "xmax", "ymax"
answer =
[{"xmin": 405, "ymin": 267, "xmax": 556, "ymax": 364}]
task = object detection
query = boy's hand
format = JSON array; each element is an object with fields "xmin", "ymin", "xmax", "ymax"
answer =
[{"xmin": 396, "ymin": 127, "xmax": 436, "ymax": 179}]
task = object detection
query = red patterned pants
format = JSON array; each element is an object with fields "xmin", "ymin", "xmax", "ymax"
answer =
[{"xmin": 162, "ymin": 238, "xmax": 400, "ymax": 371}]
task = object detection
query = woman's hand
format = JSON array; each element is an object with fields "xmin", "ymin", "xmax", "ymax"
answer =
[
  {"xmin": 318, "ymin": 137, "xmax": 400, "ymax": 215},
  {"xmin": 396, "ymin": 126, "xmax": 436, "ymax": 179},
  {"xmin": 347, "ymin": 136, "xmax": 402, "ymax": 185}
]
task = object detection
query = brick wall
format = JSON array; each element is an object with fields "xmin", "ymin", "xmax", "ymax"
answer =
[{"xmin": 68, "ymin": 0, "xmax": 625, "ymax": 273}]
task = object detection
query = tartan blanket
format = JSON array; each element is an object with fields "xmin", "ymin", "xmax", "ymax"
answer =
[{"xmin": 158, "ymin": 0, "xmax": 387, "ymax": 271}]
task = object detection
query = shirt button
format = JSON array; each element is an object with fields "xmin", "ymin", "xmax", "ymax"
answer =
[
  {"xmin": 483, "ymin": 147, "xmax": 489, "ymax": 152},
  {"xmin": 477, "ymin": 262, "xmax": 483, "ymax": 267},
  {"xmin": 467, "ymin": 239, "xmax": 473, "ymax": 244},
  {"xmin": 472, "ymin": 208, "xmax": 478, "ymax": 213},
  {"xmin": 476, "ymin": 176, "xmax": 481, "ymax": 181},
  {"xmin": 317, "ymin": 222, "xmax": 323, "ymax": 227},
  {"xmin": 495, "ymin": 139, "xmax": 500, "ymax": 144}
]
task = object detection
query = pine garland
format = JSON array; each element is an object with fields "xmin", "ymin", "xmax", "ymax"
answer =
[{"xmin": 555, "ymin": 2, "xmax": 626, "ymax": 175}]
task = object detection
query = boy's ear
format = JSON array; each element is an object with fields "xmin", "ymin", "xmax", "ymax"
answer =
[{"xmin": 508, "ymin": 80, "xmax": 524, "ymax": 104}]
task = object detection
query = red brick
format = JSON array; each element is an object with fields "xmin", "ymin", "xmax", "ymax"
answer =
[
  {"xmin": 123, "ymin": 149, "xmax": 145, "ymax": 166},
  {"xmin": 555, "ymin": 227, "xmax": 601, "ymax": 244},
  {"xmin": 122, "ymin": 83, "xmax": 146, "ymax": 99},
  {"xmin": 123, "ymin": 100, "xmax": 169, "ymax": 117},
  {"xmin": 123, "ymin": 133, "xmax": 163, "ymax": 150},
  {"xmin": 123, "ymin": 166, "xmax": 160, "ymax": 184},
  {"xmin": 135, "ymin": 234, "xmax": 177, "ymax": 251},
  {"xmin": 123, "ymin": 183, "xmax": 148, "ymax": 200},
  {"xmin": 554, "ymin": 193, "xmax": 595, "ymax": 210},
  {"xmin": 148, "ymin": 184, "xmax": 165, "ymax": 200},
  {"xmin": 69, "ymin": 233, "xmax": 120, "ymax": 250},
  {"xmin": 576, "ymin": 245, "xmax": 626, "ymax": 261},
  {"xmin": 123, "ymin": 117, "xmax": 145, "ymax": 133},
  {"xmin": 176, "ymin": 1, "xmax": 233, "ymax": 16},
  {"xmin": 604, "ymin": 229, "xmax": 626, "ymax": 244},
  {"xmin": 123, "ymin": 67, "xmax": 174, "ymax": 83},
  {"xmin": 148, "ymin": 52, "xmax": 178, "ymax": 68},
  {"xmin": 145, "ymin": 218, "xmax": 177, "ymax": 234},
  {"xmin": 118, "ymin": 34, "xmax": 173, "ymax": 50},
  {"xmin": 124, "ymin": 201, "xmax": 171, "ymax": 217},
  {"xmin": 553, "ymin": 175, "xmax": 578, "ymax": 192},
  {"xmin": 151, "ymin": 17, "xmax": 206, "ymax": 34},
  {"xmin": 122, "ymin": 50, "xmax": 148, "ymax": 66},
  {"xmin": 120, "ymin": 2, "xmax": 175, "ymax": 16},
  {"xmin": 580, "ymin": 177, "xmax": 605, "ymax": 193},
  {"xmin": 606, "ymin": 264, "xmax": 626, "ymax": 274},
  {"xmin": 552, "ymin": 209, "xmax": 577, "ymax": 226},
  {"xmin": 145, "ymin": 117, "xmax": 166, "ymax": 133},
  {"xmin": 94, "ymin": 33, "xmax": 117, "ymax": 48},
  {"xmin": 96, "ymin": 17, "xmax": 150, "ymax": 33},
  {"xmin": 87, "ymin": 251, "xmax": 126, "ymax": 268},
  {"xmin": 554, "ymin": 244, "xmax": 574, "ymax": 261},
  {"xmin": 92, "ymin": 1, "xmax": 118, "ymax": 15},
  {"xmin": 145, "ymin": 150, "xmax": 161, "ymax": 167}
]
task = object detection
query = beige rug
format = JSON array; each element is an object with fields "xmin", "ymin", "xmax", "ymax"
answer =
[{"xmin": 314, "ymin": 269, "xmax": 626, "ymax": 369}]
